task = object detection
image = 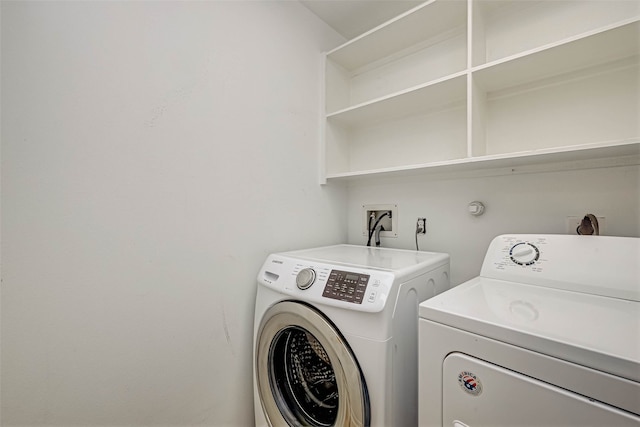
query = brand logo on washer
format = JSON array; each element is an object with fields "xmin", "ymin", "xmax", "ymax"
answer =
[{"xmin": 458, "ymin": 371, "xmax": 483, "ymax": 396}]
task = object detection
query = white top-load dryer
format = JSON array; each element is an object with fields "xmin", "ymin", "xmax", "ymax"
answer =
[
  {"xmin": 254, "ymin": 244, "xmax": 449, "ymax": 427},
  {"xmin": 419, "ymin": 234, "xmax": 639, "ymax": 427}
]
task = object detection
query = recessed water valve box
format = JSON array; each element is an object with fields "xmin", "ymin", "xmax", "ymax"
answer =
[{"xmin": 362, "ymin": 204, "xmax": 398, "ymax": 238}]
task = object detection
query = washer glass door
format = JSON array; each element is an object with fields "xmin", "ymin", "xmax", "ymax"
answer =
[{"xmin": 256, "ymin": 301, "xmax": 369, "ymax": 427}]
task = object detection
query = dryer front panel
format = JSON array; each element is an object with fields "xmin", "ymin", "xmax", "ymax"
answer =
[
  {"xmin": 255, "ymin": 301, "xmax": 369, "ymax": 427},
  {"xmin": 443, "ymin": 353, "xmax": 639, "ymax": 427}
]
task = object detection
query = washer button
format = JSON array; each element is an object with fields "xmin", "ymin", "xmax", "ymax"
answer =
[{"xmin": 367, "ymin": 291, "xmax": 377, "ymax": 303}]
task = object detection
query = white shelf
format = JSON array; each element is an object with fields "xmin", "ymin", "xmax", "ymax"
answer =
[
  {"xmin": 325, "ymin": 0, "xmax": 467, "ymax": 113},
  {"xmin": 480, "ymin": 58, "xmax": 639, "ymax": 157},
  {"xmin": 325, "ymin": 140, "xmax": 640, "ymax": 181},
  {"xmin": 473, "ymin": 20, "xmax": 640, "ymax": 93},
  {"xmin": 473, "ymin": 0, "xmax": 640, "ymax": 67},
  {"xmin": 321, "ymin": 0, "xmax": 640, "ymax": 182},
  {"xmin": 327, "ymin": 73, "xmax": 467, "ymax": 128},
  {"xmin": 326, "ymin": 0, "xmax": 467, "ymax": 72}
]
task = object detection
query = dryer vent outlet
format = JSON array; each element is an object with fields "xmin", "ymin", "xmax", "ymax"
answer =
[
  {"xmin": 566, "ymin": 216, "xmax": 605, "ymax": 235},
  {"xmin": 362, "ymin": 204, "xmax": 398, "ymax": 238}
]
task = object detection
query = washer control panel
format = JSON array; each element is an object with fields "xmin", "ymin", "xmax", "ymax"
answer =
[
  {"xmin": 259, "ymin": 255, "xmax": 394, "ymax": 312},
  {"xmin": 322, "ymin": 270, "xmax": 370, "ymax": 304}
]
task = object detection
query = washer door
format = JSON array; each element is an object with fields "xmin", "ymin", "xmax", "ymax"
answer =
[{"xmin": 255, "ymin": 301, "xmax": 369, "ymax": 427}]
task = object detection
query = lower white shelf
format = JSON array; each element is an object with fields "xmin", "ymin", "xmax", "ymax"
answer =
[{"xmin": 323, "ymin": 140, "xmax": 640, "ymax": 183}]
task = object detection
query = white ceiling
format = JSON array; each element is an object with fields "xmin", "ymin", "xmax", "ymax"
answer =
[{"xmin": 300, "ymin": 0, "xmax": 423, "ymax": 40}]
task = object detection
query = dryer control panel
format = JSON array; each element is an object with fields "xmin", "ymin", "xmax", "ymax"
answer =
[
  {"xmin": 480, "ymin": 234, "xmax": 640, "ymax": 301},
  {"xmin": 258, "ymin": 255, "xmax": 395, "ymax": 313}
]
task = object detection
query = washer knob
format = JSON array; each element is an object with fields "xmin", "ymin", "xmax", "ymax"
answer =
[{"xmin": 296, "ymin": 268, "xmax": 316, "ymax": 290}]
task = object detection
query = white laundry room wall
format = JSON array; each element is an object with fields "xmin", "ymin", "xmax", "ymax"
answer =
[
  {"xmin": 1, "ymin": 1, "xmax": 345, "ymax": 426},
  {"xmin": 347, "ymin": 164, "xmax": 640, "ymax": 286}
]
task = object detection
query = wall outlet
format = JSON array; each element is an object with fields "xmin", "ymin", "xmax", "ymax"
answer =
[
  {"xmin": 566, "ymin": 216, "xmax": 606, "ymax": 235},
  {"xmin": 416, "ymin": 218, "xmax": 426, "ymax": 234},
  {"xmin": 362, "ymin": 204, "xmax": 398, "ymax": 238}
]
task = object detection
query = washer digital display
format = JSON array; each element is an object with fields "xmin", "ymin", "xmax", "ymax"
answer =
[{"xmin": 322, "ymin": 270, "xmax": 369, "ymax": 304}]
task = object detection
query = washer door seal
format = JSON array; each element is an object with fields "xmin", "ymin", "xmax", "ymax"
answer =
[{"xmin": 255, "ymin": 301, "xmax": 369, "ymax": 427}]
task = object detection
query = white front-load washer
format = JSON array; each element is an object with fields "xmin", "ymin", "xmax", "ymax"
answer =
[
  {"xmin": 253, "ymin": 244, "xmax": 450, "ymax": 427},
  {"xmin": 418, "ymin": 234, "xmax": 640, "ymax": 427}
]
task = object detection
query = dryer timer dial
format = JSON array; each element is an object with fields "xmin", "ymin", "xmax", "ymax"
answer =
[
  {"xmin": 296, "ymin": 268, "xmax": 316, "ymax": 289},
  {"xmin": 509, "ymin": 242, "xmax": 540, "ymax": 266}
]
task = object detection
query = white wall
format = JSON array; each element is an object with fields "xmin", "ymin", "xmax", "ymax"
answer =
[
  {"xmin": 347, "ymin": 165, "xmax": 640, "ymax": 285},
  {"xmin": 1, "ymin": 1, "xmax": 345, "ymax": 425},
  {"xmin": 4, "ymin": 2, "xmax": 639, "ymax": 426}
]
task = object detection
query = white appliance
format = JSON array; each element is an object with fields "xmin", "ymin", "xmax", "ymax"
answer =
[
  {"xmin": 419, "ymin": 234, "xmax": 640, "ymax": 427},
  {"xmin": 253, "ymin": 244, "xmax": 449, "ymax": 426}
]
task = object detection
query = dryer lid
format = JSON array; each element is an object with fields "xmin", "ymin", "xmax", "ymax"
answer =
[{"xmin": 419, "ymin": 277, "xmax": 640, "ymax": 383}]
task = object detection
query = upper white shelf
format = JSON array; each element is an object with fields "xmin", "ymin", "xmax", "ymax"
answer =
[
  {"xmin": 473, "ymin": 19, "xmax": 640, "ymax": 93},
  {"xmin": 326, "ymin": 0, "xmax": 467, "ymax": 72}
]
